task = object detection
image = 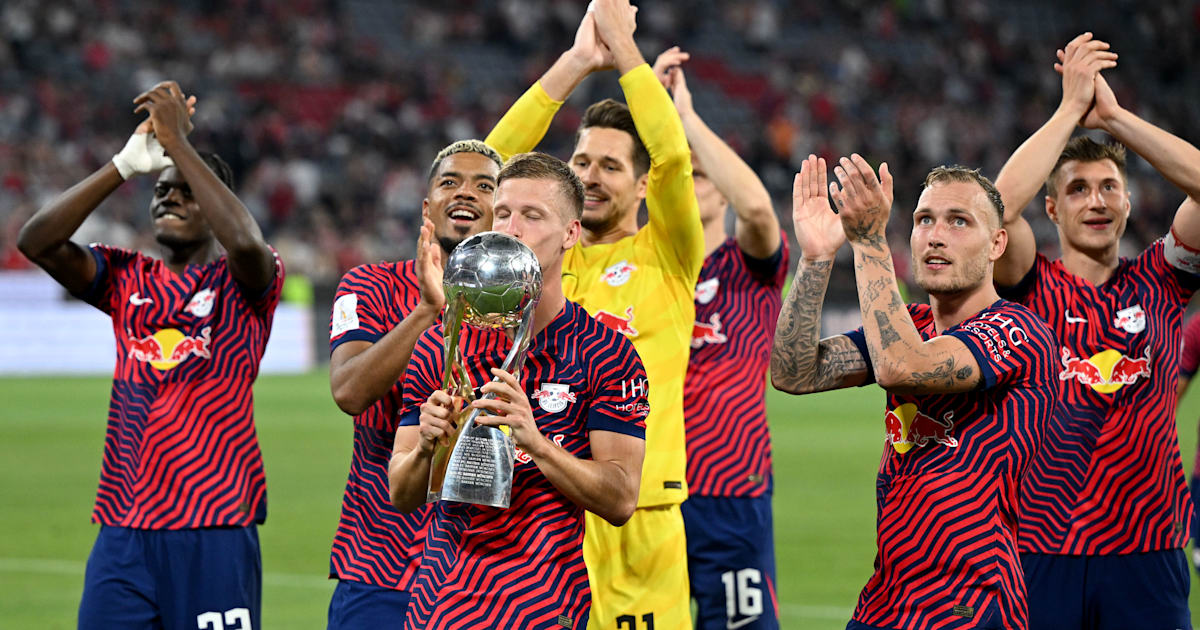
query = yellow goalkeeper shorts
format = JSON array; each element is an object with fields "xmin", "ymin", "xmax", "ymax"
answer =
[{"xmin": 584, "ymin": 504, "xmax": 691, "ymax": 630}]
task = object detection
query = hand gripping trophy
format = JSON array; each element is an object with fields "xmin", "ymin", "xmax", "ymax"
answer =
[{"xmin": 428, "ymin": 231, "xmax": 543, "ymax": 508}]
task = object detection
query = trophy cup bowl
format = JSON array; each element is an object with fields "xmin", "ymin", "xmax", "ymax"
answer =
[{"xmin": 428, "ymin": 231, "xmax": 542, "ymax": 508}]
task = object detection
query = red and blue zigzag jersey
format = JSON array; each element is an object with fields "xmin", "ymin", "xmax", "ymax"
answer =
[
  {"xmin": 75, "ymin": 243, "xmax": 284, "ymax": 529},
  {"xmin": 399, "ymin": 300, "xmax": 647, "ymax": 630},
  {"xmin": 327, "ymin": 260, "xmax": 432, "ymax": 590},
  {"xmin": 845, "ymin": 300, "xmax": 1057, "ymax": 630},
  {"xmin": 1005, "ymin": 240, "xmax": 1200, "ymax": 555},
  {"xmin": 1180, "ymin": 315, "xmax": 1200, "ymax": 473},
  {"xmin": 684, "ymin": 237, "xmax": 787, "ymax": 497}
]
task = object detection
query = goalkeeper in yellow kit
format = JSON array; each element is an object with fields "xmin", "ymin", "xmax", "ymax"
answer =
[{"xmin": 485, "ymin": 0, "xmax": 703, "ymax": 627}]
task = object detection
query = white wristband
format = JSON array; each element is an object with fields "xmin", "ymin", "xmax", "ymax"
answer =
[{"xmin": 112, "ymin": 132, "xmax": 174, "ymax": 180}]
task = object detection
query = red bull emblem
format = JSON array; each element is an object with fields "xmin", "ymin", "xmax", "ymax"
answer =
[
  {"xmin": 127, "ymin": 326, "xmax": 212, "ymax": 371},
  {"xmin": 884, "ymin": 403, "xmax": 958, "ymax": 454},
  {"xmin": 600, "ymin": 260, "xmax": 637, "ymax": 287},
  {"xmin": 691, "ymin": 313, "xmax": 728, "ymax": 348},
  {"xmin": 185, "ymin": 288, "xmax": 216, "ymax": 318},
  {"xmin": 532, "ymin": 382, "xmax": 576, "ymax": 413},
  {"xmin": 595, "ymin": 306, "xmax": 638, "ymax": 337},
  {"xmin": 1059, "ymin": 346, "xmax": 1151, "ymax": 393},
  {"xmin": 695, "ymin": 277, "xmax": 719, "ymax": 305},
  {"xmin": 1113, "ymin": 304, "xmax": 1145, "ymax": 334},
  {"xmin": 516, "ymin": 434, "xmax": 564, "ymax": 464}
]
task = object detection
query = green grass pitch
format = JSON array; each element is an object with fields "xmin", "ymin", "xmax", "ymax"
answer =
[{"xmin": 2, "ymin": 372, "xmax": 1198, "ymax": 628}]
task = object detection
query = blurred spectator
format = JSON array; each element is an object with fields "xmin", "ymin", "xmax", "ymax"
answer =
[{"xmin": 0, "ymin": 0, "xmax": 1196, "ymax": 308}]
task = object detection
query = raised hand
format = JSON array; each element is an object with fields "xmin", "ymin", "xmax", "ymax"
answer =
[
  {"xmin": 652, "ymin": 46, "xmax": 690, "ymax": 88},
  {"xmin": 415, "ymin": 214, "xmax": 445, "ymax": 313},
  {"xmin": 1054, "ymin": 33, "xmax": 1118, "ymax": 123},
  {"xmin": 591, "ymin": 0, "xmax": 638, "ymax": 58},
  {"xmin": 1057, "ymin": 54, "xmax": 1122, "ymax": 131},
  {"xmin": 568, "ymin": 10, "xmax": 615, "ymax": 73},
  {"xmin": 792, "ymin": 155, "xmax": 846, "ymax": 260},
  {"xmin": 133, "ymin": 81, "xmax": 195, "ymax": 147},
  {"xmin": 830, "ymin": 154, "xmax": 893, "ymax": 247}
]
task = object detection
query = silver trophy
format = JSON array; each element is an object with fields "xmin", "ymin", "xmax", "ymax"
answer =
[{"xmin": 427, "ymin": 231, "xmax": 542, "ymax": 508}]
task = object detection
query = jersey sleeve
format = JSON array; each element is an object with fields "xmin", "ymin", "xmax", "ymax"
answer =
[
  {"xmin": 945, "ymin": 304, "xmax": 1055, "ymax": 391},
  {"xmin": 484, "ymin": 82, "xmax": 563, "ymax": 162},
  {"xmin": 1144, "ymin": 237, "xmax": 1200, "ymax": 302},
  {"xmin": 739, "ymin": 235, "xmax": 789, "ymax": 286},
  {"xmin": 996, "ymin": 252, "xmax": 1049, "ymax": 304},
  {"xmin": 72, "ymin": 243, "xmax": 142, "ymax": 315},
  {"xmin": 620, "ymin": 64, "xmax": 704, "ymax": 282},
  {"xmin": 242, "ymin": 246, "xmax": 285, "ymax": 318},
  {"xmin": 329, "ymin": 265, "xmax": 392, "ymax": 352},
  {"xmin": 1182, "ymin": 316, "xmax": 1200, "ymax": 378},
  {"xmin": 585, "ymin": 330, "xmax": 648, "ymax": 439},
  {"xmin": 398, "ymin": 328, "xmax": 445, "ymax": 428}
]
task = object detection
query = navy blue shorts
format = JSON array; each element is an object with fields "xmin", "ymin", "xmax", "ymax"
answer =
[
  {"xmin": 78, "ymin": 525, "xmax": 261, "ymax": 630},
  {"xmin": 681, "ymin": 494, "xmax": 779, "ymax": 630},
  {"xmin": 1191, "ymin": 475, "xmax": 1200, "ymax": 573},
  {"xmin": 326, "ymin": 578, "xmax": 411, "ymax": 629},
  {"xmin": 1022, "ymin": 550, "xmax": 1191, "ymax": 630}
]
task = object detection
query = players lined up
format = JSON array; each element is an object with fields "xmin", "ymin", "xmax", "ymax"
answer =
[{"xmin": 16, "ymin": 3, "xmax": 1200, "ymax": 630}]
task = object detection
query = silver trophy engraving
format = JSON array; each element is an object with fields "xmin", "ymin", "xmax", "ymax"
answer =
[{"xmin": 427, "ymin": 231, "xmax": 542, "ymax": 508}]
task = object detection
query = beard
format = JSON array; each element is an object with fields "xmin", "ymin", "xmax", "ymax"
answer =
[
  {"xmin": 580, "ymin": 202, "xmax": 622, "ymax": 235},
  {"xmin": 437, "ymin": 235, "xmax": 465, "ymax": 256},
  {"xmin": 914, "ymin": 253, "xmax": 989, "ymax": 296}
]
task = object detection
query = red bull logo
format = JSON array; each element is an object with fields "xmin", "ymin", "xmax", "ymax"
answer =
[
  {"xmin": 1059, "ymin": 347, "xmax": 1151, "ymax": 393},
  {"xmin": 127, "ymin": 326, "xmax": 212, "ymax": 370},
  {"xmin": 600, "ymin": 261, "xmax": 637, "ymax": 287},
  {"xmin": 595, "ymin": 306, "xmax": 638, "ymax": 337},
  {"xmin": 516, "ymin": 434, "xmax": 564, "ymax": 464},
  {"xmin": 691, "ymin": 313, "xmax": 728, "ymax": 348},
  {"xmin": 531, "ymin": 382, "xmax": 576, "ymax": 413},
  {"xmin": 884, "ymin": 403, "xmax": 958, "ymax": 454}
]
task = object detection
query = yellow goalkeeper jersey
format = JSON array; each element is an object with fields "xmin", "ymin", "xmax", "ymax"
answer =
[{"xmin": 486, "ymin": 64, "xmax": 703, "ymax": 508}]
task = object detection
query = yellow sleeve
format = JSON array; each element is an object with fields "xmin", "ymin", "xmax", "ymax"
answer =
[
  {"xmin": 484, "ymin": 81, "xmax": 564, "ymax": 162},
  {"xmin": 619, "ymin": 64, "xmax": 704, "ymax": 281}
]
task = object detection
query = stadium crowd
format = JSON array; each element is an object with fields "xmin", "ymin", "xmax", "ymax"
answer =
[{"xmin": 1, "ymin": 0, "xmax": 1198, "ymax": 295}]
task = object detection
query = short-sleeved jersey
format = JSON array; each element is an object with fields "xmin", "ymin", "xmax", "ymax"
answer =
[
  {"xmin": 683, "ymin": 238, "xmax": 787, "ymax": 497},
  {"xmin": 1004, "ymin": 241, "xmax": 1200, "ymax": 555},
  {"xmin": 1181, "ymin": 315, "xmax": 1200, "ymax": 474},
  {"xmin": 486, "ymin": 64, "xmax": 704, "ymax": 507},
  {"xmin": 399, "ymin": 300, "xmax": 648, "ymax": 629},
  {"xmin": 74, "ymin": 243, "xmax": 284, "ymax": 529},
  {"xmin": 844, "ymin": 300, "xmax": 1057, "ymax": 630},
  {"xmin": 327, "ymin": 260, "xmax": 432, "ymax": 590}
]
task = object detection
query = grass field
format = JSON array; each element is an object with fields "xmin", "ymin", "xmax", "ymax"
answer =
[{"xmin": 2, "ymin": 372, "xmax": 1199, "ymax": 628}]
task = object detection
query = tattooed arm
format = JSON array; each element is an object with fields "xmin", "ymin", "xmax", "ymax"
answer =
[
  {"xmin": 832, "ymin": 155, "xmax": 983, "ymax": 395},
  {"xmin": 771, "ymin": 155, "xmax": 868, "ymax": 394}
]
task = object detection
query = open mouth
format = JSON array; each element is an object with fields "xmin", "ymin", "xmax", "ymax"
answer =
[
  {"xmin": 1082, "ymin": 217, "xmax": 1112, "ymax": 230},
  {"xmin": 923, "ymin": 255, "xmax": 951, "ymax": 270},
  {"xmin": 447, "ymin": 204, "xmax": 481, "ymax": 224},
  {"xmin": 583, "ymin": 192, "xmax": 607, "ymax": 210},
  {"xmin": 154, "ymin": 209, "xmax": 187, "ymax": 222}
]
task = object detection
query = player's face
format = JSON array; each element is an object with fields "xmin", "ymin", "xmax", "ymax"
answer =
[
  {"xmin": 150, "ymin": 167, "xmax": 213, "ymax": 248},
  {"xmin": 693, "ymin": 157, "xmax": 728, "ymax": 226},
  {"xmin": 493, "ymin": 177, "xmax": 581, "ymax": 273},
  {"xmin": 1046, "ymin": 159, "xmax": 1130, "ymax": 255},
  {"xmin": 571, "ymin": 127, "xmax": 647, "ymax": 234},
  {"xmin": 910, "ymin": 182, "xmax": 1006, "ymax": 295},
  {"xmin": 423, "ymin": 152, "xmax": 499, "ymax": 255}
]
